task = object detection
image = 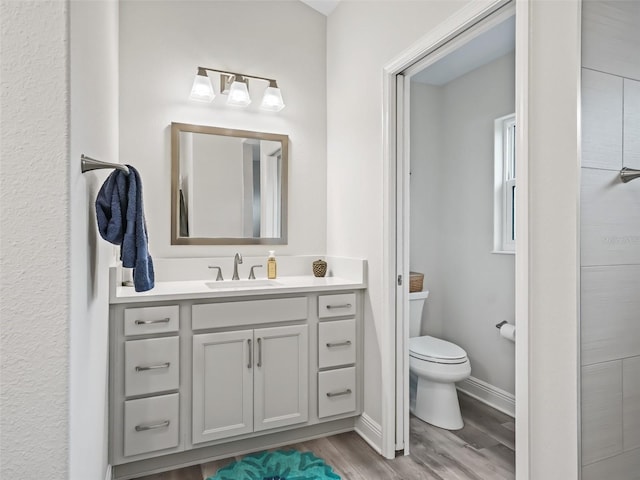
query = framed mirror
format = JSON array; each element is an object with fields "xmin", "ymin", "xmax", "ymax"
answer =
[{"xmin": 171, "ymin": 122, "xmax": 288, "ymax": 245}]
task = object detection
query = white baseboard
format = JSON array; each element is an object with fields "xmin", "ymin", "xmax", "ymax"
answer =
[
  {"xmin": 105, "ymin": 464, "xmax": 112, "ymax": 480},
  {"xmin": 457, "ymin": 376, "xmax": 515, "ymax": 418},
  {"xmin": 354, "ymin": 413, "xmax": 383, "ymax": 454}
]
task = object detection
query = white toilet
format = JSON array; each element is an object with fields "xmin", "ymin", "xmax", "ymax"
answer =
[{"xmin": 409, "ymin": 290, "xmax": 471, "ymax": 430}]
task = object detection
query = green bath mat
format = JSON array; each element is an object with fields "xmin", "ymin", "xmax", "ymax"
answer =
[{"xmin": 207, "ymin": 449, "xmax": 341, "ymax": 480}]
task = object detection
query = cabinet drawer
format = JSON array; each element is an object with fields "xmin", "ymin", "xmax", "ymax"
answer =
[
  {"xmin": 124, "ymin": 393, "xmax": 179, "ymax": 457},
  {"xmin": 318, "ymin": 293, "xmax": 356, "ymax": 319},
  {"xmin": 125, "ymin": 337, "xmax": 179, "ymax": 397},
  {"xmin": 318, "ymin": 319, "xmax": 356, "ymax": 368},
  {"xmin": 124, "ymin": 305, "xmax": 179, "ymax": 336},
  {"xmin": 192, "ymin": 297, "xmax": 307, "ymax": 330},
  {"xmin": 318, "ymin": 367, "xmax": 356, "ymax": 418}
]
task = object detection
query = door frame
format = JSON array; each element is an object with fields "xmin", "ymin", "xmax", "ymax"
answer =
[{"xmin": 380, "ymin": 0, "xmax": 529, "ymax": 470}]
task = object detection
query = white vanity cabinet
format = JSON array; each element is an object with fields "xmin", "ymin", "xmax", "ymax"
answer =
[
  {"xmin": 110, "ymin": 305, "xmax": 183, "ymax": 466},
  {"xmin": 192, "ymin": 324, "xmax": 308, "ymax": 444},
  {"xmin": 109, "ymin": 288, "xmax": 364, "ymax": 480},
  {"xmin": 317, "ymin": 293, "xmax": 358, "ymax": 418}
]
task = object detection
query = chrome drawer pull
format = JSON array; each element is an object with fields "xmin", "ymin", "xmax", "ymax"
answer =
[
  {"xmin": 326, "ymin": 340, "xmax": 352, "ymax": 348},
  {"xmin": 135, "ymin": 362, "xmax": 170, "ymax": 372},
  {"xmin": 326, "ymin": 388, "xmax": 352, "ymax": 398},
  {"xmin": 326, "ymin": 303, "xmax": 352, "ymax": 310},
  {"xmin": 135, "ymin": 420, "xmax": 170, "ymax": 432},
  {"xmin": 135, "ymin": 317, "xmax": 170, "ymax": 325}
]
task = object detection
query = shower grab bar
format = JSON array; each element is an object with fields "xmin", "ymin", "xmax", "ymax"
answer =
[
  {"xmin": 81, "ymin": 154, "xmax": 129, "ymax": 175},
  {"xmin": 620, "ymin": 167, "xmax": 640, "ymax": 183}
]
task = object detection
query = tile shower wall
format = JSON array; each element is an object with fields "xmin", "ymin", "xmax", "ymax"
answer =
[{"xmin": 580, "ymin": 1, "xmax": 640, "ymax": 478}]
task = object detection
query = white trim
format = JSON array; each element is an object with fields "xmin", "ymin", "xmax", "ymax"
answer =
[
  {"xmin": 105, "ymin": 464, "xmax": 112, "ymax": 480},
  {"xmin": 457, "ymin": 376, "xmax": 516, "ymax": 418},
  {"xmin": 395, "ymin": 73, "xmax": 408, "ymax": 453},
  {"xmin": 494, "ymin": 113, "xmax": 517, "ymax": 253},
  {"xmin": 354, "ymin": 413, "xmax": 383, "ymax": 455},
  {"xmin": 520, "ymin": 1, "xmax": 581, "ymax": 477},
  {"xmin": 381, "ymin": 51, "xmax": 399, "ymax": 461},
  {"xmin": 514, "ymin": 1, "xmax": 530, "ymax": 478},
  {"xmin": 384, "ymin": 0, "xmax": 513, "ymax": 75},
  {"xmin": 382, "ymin": 0, "xmax": 518, "ymax": 465}
]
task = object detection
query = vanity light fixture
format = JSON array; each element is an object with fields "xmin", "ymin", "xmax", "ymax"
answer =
[
  {"xmin": 261, "ymin": 80, "xmax": 286, "ymax": 112},
  {"xmin": 226, "ymin": 75, "xmax": 251, "ymax": 107},
  {"xmin": 188, "ymin": 66, "xmax": 285, "ymax": 111},
  {"xmin": 189, "ymin": 67, "xmax": 215, "ymax": 103}
]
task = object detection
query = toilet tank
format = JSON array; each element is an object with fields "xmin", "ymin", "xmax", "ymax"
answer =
[{"xmin": 408, "ymin": 290, "xmax": 429, "ymax": 338}]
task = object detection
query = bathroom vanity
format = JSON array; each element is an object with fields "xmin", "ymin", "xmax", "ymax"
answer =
[{"xmin": 107, "ymin": 257, "xmax": 366, "ymax": 479}]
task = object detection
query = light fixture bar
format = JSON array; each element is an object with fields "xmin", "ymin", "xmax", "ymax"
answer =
[
  {"xmin": 189, "ymin": 66, "xmax": 285, "ymax": 111},
  {"xmin": 197, "ymin": 66, "xmax": 276, "ymax": 85}
]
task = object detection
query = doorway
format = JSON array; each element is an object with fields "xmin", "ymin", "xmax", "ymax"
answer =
[{"xmin": 387, "ymin": 1, "xmax": 522, "ymax": 472}]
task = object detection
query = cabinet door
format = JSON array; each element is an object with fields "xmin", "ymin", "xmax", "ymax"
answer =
[
  {"xmin": 192, "ymin": 331, "xmax": 253, "ymax": 443},
  {"xmin": 253, "ymin": 324, "xmax": 308, "ymax": 431}
]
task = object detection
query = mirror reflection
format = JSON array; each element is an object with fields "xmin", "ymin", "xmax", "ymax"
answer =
[{"xmin": 171, "ymin": 123, "xmax": 288, "ymax": 245}]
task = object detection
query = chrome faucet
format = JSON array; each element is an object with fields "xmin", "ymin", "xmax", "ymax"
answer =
[
  {"xmin": 232, "ymin": 253, "xmax": 243, "ymax": 280},
  {"xmin": 208, "ymin": 265, "xmax": 224, "ymax": 281}
]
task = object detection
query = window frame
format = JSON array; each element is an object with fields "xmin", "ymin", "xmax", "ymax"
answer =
[{"xmin": 493, "ymin": 113, "xmax": 516, "ymax": 254}]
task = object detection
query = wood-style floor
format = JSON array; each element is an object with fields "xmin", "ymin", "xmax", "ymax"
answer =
[{"xmin": 136, "ymin": 392, "xmax": 515, "ymax": 480}]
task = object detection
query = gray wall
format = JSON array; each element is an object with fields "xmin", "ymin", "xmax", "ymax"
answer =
[
  {"xmin": 410, "ymin": 52, "xmax": 516, "ymax": 395},
  {"xmin": 580, "ymin": 1, "xmax": 640, "ymax": 478},
  {"xmin": 410, "ymin": 82, "xmax": 445, "ymax": 338}
]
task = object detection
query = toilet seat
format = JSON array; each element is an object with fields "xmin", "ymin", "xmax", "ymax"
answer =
[{"xmin": 409, "ymin": 336, "xmax": 468, "ymax": 364}]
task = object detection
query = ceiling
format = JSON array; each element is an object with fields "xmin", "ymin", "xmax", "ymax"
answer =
[
  {"xmin": 300, "ymin": 0, "xmax": 341, "ymax": 16},
  {"xmin": 412, "ymin": 15, "xmax": 515, "ymax": 86}
]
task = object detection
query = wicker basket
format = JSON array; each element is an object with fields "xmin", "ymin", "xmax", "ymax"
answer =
[
  {"xmin": 313, "ymin": 259, "xmax": 327, "ymax": 277},
  {"xmin": 409, "ymin": 271, "xmax": 424, "ymax": 293}
]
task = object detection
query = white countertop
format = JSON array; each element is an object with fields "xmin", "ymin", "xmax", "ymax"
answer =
[{"xmin": 110, "ymin": 275, "xmax": 366, "ymax": 304}]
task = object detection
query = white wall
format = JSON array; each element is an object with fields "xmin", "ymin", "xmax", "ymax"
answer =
[
  {"xmin": 0, "ymin": 2, "xmax": 583, "ymax": 478},
  {"xmin": 411, "ymin": 52, "xmax": 516, "ymax": 395},
  {"xmin": 69, "ymin": 1, "xmax": 119, "ymax": 479},
  {"xmin": 119, "ymin": 0, "xmax": 327, "ymax": 259},
  {"xmin": 327, "ymin": 0, "xmax": 479, "ymax": 443},
  {"xmin": 328, "ymin": 0, "xmax": 581, "ymax": 476},
  {"xmin": 0, "ymin": 1, "xmax": 70, "ymax": 477}
]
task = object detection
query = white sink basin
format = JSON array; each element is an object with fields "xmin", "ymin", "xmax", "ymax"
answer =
[{"xmin": 205, "ymin": 279, "xmax": 282, "ymax": 290}]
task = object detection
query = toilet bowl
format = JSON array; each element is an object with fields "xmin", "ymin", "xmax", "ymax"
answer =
[{"xmin": 409, "ymin": 290, "xmax": 471, "ymax": 430}]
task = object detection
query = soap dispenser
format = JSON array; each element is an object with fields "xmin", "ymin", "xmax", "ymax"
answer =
[{"xmin": 267, "ymin": 250, "xmax": 277, "ymax": 279}]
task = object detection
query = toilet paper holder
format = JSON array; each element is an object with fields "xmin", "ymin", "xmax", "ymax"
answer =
[{"xmin": 495, "ymin": 320, "xmax": 508, "ymax": 330}]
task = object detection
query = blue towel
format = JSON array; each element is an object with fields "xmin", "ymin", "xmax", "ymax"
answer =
[{"xmin": 96, "ymin": 165, "xmax": 154, "ymax": 292}]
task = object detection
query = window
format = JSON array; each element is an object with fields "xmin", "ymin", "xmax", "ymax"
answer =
[{"xmin": 493, "ymin": 113, "xmax": 516, "ymax": 253}]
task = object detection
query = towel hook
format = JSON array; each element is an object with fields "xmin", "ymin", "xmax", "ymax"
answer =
[
  {"xmin": 620, "ymin": 167, "xmax": 640, "ymax": 183},
  {"xmin": 81, "ymin": 154, "xmax": 129, "ymax": 175}
]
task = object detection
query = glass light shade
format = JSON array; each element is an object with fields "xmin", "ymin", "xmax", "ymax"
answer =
[
  {"xmin": 189, "ymin": 73, "xmax": 215, "ymax": 102},
  {"xmin": 260, "ymin": 86, "xmax": 285, "ymax": 112},
  {"xmin": 227, "ymin": 80, "xmax": 251, "ymax": 107}
]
